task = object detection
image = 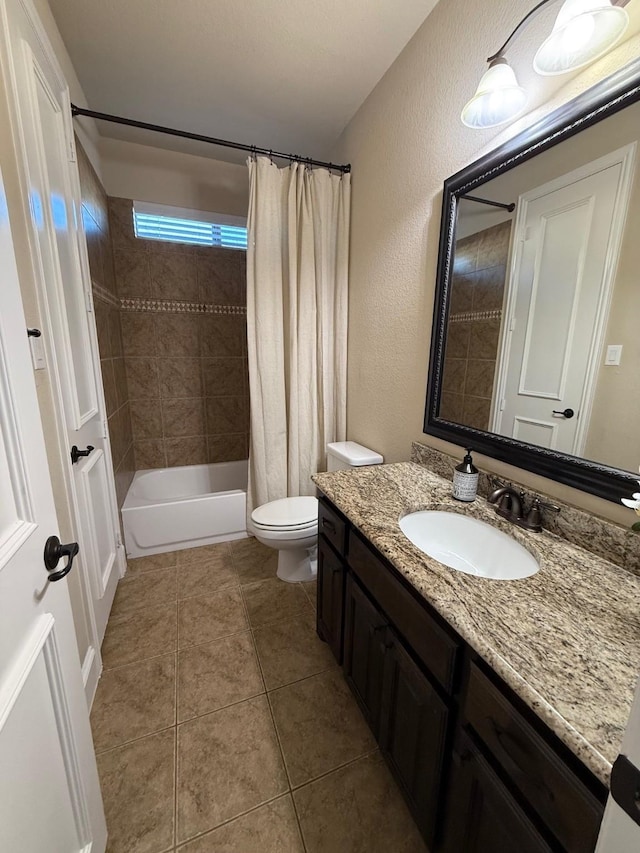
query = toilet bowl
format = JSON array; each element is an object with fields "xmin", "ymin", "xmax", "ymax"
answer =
[
  {"xmin": 249, "ymin": 496, "xmax": 319, "ymax": 583},
  {"xmin": 249, "ymin": 441, "xmax": 384, "ymax": 583}
]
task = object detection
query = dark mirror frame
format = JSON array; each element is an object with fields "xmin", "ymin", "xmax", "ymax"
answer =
[{"xmin": 425, "ymin": 58, "xmax": 640, "ymax": 503}]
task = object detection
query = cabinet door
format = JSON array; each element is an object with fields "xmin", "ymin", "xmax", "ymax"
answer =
[
  {"xmin": 379, "ymin": 631, "xmax": 449, "ymax": 847},
  {"xmin": 442, "ymin": 734, "xmax": 553, "ymax": 853},
  {"xmin": 317, "ymin": 535, "xmax": 345, "ymax": 663},
  {"xmin": 343, "ymin": 572, "xmax": 388, "ymax": 735}
]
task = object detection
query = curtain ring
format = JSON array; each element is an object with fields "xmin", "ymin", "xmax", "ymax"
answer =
[{"xmin": 268, "ymin": 149, "xmax": 273, "ymax": 164}]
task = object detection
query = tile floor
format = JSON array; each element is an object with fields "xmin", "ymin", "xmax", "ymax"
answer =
[{"xmin": 91, "ymin": 537, "xmax": 427, "ymax": 852}]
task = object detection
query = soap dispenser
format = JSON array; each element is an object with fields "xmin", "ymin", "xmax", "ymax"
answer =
[{"xmin": 453, "ymin": 448, "xmax": 479, "ymax": 502}]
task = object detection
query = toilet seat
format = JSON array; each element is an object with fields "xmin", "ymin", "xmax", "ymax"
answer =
[{"xmin": 251, "ymin": 496, "xmax": 318, "ymax": 531}]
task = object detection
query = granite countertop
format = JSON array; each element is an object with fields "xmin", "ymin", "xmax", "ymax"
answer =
[{"xmin": 312, "ymin": 462, "xmax": 640, "ymax": 787}]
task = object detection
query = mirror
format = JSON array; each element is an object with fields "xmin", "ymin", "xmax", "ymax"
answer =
[{"xmin": 425, "ymin": 61, "xmax": 640, "ymax": 503}]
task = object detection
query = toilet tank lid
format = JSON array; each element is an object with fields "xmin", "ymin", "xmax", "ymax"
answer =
[{"xmin": 327, "ymin": 441, "xmax": 384, "ymax": 466}]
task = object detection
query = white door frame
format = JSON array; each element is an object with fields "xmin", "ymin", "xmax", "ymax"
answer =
[
  {"xmin": 491, "ymin": 143, "xmax": 636, "ymax": 452},
  {"xmin": 0, "ymin": 0, "xmax": 125, "ymax": 703}
]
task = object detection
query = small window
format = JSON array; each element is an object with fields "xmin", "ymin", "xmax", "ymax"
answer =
[{"xmin": 132, "ymin": 201, "xmax": 247, "ymax": 250}]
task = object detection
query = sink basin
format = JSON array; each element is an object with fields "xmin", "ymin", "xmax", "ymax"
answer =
[{"xmin": 399, "ymin": 511, "xmax": 539, "ymax": 580}]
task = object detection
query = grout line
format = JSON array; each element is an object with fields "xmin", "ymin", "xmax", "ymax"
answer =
[
  {"xmin": 290, "ymin": 746, "xmax": 381, "ymax": 793},
  {"xmin": 94, "ymin": 722, "xmax": 177, "ymax": 757},
  {"xmin": 174, "ymin": 792, "xmax": 293, "ymax": 850}
]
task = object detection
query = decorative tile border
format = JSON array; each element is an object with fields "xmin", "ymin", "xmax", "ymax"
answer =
[
  {"xmin": 449, "ymin": 309, "xmax": 502, "ymax": 323},
  {"xmin": 119, "ymin": 298, "xmax": 247, "ymax": 316},
  {"xmin": 92, "ymin": 281, "xmax": 120, "ymax": 309}
]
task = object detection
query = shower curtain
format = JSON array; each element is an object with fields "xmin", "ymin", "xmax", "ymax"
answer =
[{"xmin": 246, "ymin": 156, "xmax": 350, "ymax": 512}]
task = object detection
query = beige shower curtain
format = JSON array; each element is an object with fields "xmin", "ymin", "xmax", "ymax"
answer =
[{"xmin": 246, "ymin": 156, "xmax": 350, "ymax": 512}]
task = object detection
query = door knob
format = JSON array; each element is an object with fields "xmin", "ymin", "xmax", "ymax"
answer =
[
  {"xmin": 552, "ymin": 408, "xmax": 574, "ymax": 419},
  {"xmin": 70, "ymin": 444, "xmax": 94, "ymax": 464},
  {"xmin": 44, "ymin": 535, "xmax": 79, "ymax": 582}
]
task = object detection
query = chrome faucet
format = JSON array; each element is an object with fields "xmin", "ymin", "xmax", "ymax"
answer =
[{"xmin": 487, "ymin": 484, "xmax": 560, "ymax": 532}]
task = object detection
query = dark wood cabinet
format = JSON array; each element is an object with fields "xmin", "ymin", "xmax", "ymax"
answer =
[
  {"xmin": 316, "ymin": 533, "xmax": 345, "ymax": 663},
  {"xmin": 343, "ymin": 572, "xmax": 388, "ymax": 735},
  {"xmin": 379, "ymin": 628, "xmax": 450, "ymax": 847},
  {"xmin": 441, "ymin": 733, "xmax": 554, "ymax": 853},
  {"xmin": 315, "ymin": 494, "xmax": 605, "ymax": 852}
]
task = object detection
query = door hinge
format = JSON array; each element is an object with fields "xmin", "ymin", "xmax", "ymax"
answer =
[
  {"xmin": 509, "ymin": 317, "xmax": 516, "ymax": 332},
  {"xmin": 500, "ymin": 398, "xmax": 506, "ymax": 412}
]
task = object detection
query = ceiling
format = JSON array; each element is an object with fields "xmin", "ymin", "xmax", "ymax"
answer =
[{"xmin": 48, "ymin": 0, "xmax": 441, "ymax": 165}]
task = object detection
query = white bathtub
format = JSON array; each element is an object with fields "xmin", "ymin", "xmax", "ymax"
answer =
[{"xmin": 121, "ymin": 460, "xmax": 248, "ymax": 558}]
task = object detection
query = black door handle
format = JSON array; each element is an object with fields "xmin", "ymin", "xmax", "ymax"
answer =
[
  {"xmin": 70, "ymin": 445, "xmax": 94, "ymax": 464},
  {"xmin": 552, "ymin": 408, "xmax": 574, "ymax": 419},
  {"xmin": 44, "ymin": 536, "xmax": 79, "ymax": 581}
]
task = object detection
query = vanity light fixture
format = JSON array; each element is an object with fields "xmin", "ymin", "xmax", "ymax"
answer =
[{"xmin": 462, "ymin": 0, "xmax": 630, "ymax": 129}]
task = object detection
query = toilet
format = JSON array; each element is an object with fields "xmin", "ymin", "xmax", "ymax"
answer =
[{"xmin": 249, "ymin": 441, "xmax": 384, "ymax": 583}]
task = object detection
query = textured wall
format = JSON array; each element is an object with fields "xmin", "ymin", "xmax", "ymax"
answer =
[
  {"xmin": 332, "ymin": 0, "xmax": 639, "ymax": 525},
  {"xmin": 76, "ymin": 142, "xmax": 134, "ymax": 507},
  {"xmin": 109, "ymin": 198, "xmax": 249, "ymax": 469}
]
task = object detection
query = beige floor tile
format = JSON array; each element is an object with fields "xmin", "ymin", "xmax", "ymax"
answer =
[
  {"xmin": 97, "ymin": 728, "xmax": 175, "ymax": 853},
  {"xmin": 177, "ymin": 795, "xmax": 304, "ymax": 852},
  {"xmin": 253, "ymin": 613, "xmax": 335, "ymax": 690},
  {"xmin": 293, "ymin": 752, "xmax": 427, "ymax": 853},
  {"xmin": 302, "ymin": 579, "xmax": 317, "ymax": 608},
  {"xmin": 178, "ymin": 587, "xmax": 248, "ymax": 648},
  {"xmin": 270, "ymin": 668, "xmax": 376, "ymax": 787},
  {"xmin": 242, "ymin": 578, "xmax": 310, "ymax": 629},
  {"xmin": 177, "ymin": 631, "xmax": 263, "ymax": 721},
  {"xmin": 102, "ymin": 601, "xmax": 178, "ymax": 669},
  {"xmin": 111, "ymin": 567, "xmax": 177, "ymax": 618},
  {"xmin": 177, "ymin": 695, "xmax": 288, "ymax": 843},
  {"xmin": 178, "ymin": 542, "xmax": 231, "ymax": 565},
  {"xmin": 91, "ymin": 654, "xmax": 176, "ymax": 752},
  {"xmin": 229, "ymin": 537, "xmax": 277, "ymax": 584},
  {"xmin": 126, "ymin": 550, "xmax": 178, "ymax": 576},
  {"xmin": 177, "ymin": 552, "xmax": 238, "ymax": 599}
]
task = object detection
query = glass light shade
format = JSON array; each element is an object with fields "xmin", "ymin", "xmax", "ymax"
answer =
[
  {"xmin": 461, "ymin": 61, "xmax": 527, "ymax": 129},
  {"xmin": 534, "ymin": 0, "xmax": 629, "ymax": 75}
]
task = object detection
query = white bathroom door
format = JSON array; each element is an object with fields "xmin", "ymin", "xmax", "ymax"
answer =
[
  {"xmin": 0, "ymin": 159, "xmax": 107, "ymax": 851},
  {"xmin": 2, "ymin": 0, "xmax": 123, "ymax": 647},
  {"xmin": 495, "ymin": 147, "xmax": 635, "ymax": 454}
]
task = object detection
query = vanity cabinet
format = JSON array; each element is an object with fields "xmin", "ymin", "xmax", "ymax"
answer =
[{"xmin": 315, "ymin": 494, "xmax": 606, "ymax": 852}]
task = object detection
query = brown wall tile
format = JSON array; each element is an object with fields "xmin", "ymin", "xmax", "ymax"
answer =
[
  {"xmin": 163, "ymin": 398, "xmax": 205, "ymax": 438},
  {"xmin": 125, "ymin": 357, "xmax": 161, "ymax": 399},
  {"xmin": 108, "ymin": 197, "xmax": 248, "ymax": 470},
  {"xmin": 165, "ymin": 436, "xmax": 207, "ymax": 467},
  {"xmin": 150, "ymin": 252, "xmax": 198, "ymax": 301},
  {"xmin": 159, "ymin": 358, "xmax": 202, "ymax": 398},
  {"xmin": 114, "ymin": 249, "xmax": 151, "ymax": 298},
  {"xmin": 207, "ymin": 433, "xmax": 248, "ymax": 463},
  {"xmin": 121, "ymin": 313, "xmax": 157, "ymax": 357},
  {"xmin": 134, "ymin": 439, "xmax": 167, "ymax": 470},
  {"xmin": 155, "ymin": 315, "xmax": 200, "ymax": 358},
  {"xmin": 130, "ymin": 400, "xmax": 163, "ymax": 440}
]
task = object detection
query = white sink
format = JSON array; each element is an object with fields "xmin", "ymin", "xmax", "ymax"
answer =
[{"xmin": 399, "ymin": 510, "xmax": 539, "ymax": 580}]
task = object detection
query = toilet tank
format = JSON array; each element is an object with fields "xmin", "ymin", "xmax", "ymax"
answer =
[{"xmin": 326, "ymin": 441, "xmax": 384, "ymax": 472}]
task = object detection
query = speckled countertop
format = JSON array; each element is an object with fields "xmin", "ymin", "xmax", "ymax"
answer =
[{"xmin": 312, "ymin": 462, "xmax": 640, "ymax": 787}]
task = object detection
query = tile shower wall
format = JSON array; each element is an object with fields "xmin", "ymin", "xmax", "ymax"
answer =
[
  {"xmin": 441, "ymin": 220, "xmax": 512, "ymax": 430},
  {"xmin": 109, "ymin": 198, "xmax": 249, "ymax": 470},
  {"xmin": 76, "ymin": 143, "xmax": 134, "ymax": 507}
]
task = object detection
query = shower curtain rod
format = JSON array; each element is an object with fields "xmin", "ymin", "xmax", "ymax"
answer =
[
  {"xmin": 70, "ymin": 104, "xmax": 351, "ymax": 174},
  {"xmin": 460, "ymin": 193, "xmax": 515, "ymax": 212}
]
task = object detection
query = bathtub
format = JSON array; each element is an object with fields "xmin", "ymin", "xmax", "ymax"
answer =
[{"xmin": 121, "ymin": 460, "xmax": 248, "ymax": 558}]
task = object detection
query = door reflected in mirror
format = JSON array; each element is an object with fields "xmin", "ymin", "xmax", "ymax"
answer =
[{"xmin": 440, "ymin": 99, "xmax": 640, "ymax": 475}]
